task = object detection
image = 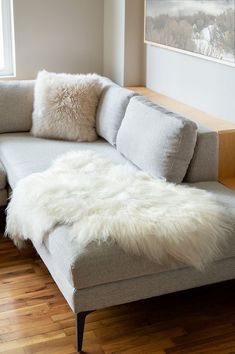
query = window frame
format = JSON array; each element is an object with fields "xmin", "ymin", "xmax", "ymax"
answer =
[{"xmin": 0, "ymin": 0, "xmax": 15, "ymax": 77}]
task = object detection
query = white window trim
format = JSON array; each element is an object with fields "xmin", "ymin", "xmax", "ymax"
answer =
[{"xmin": 0, "ymin": 0, "xmax": 15, "ymax": 77}]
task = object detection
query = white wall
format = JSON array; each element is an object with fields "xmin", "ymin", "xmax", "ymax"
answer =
[
  {"xmin": 13, "ymin": 0, "xmax": 232, "ymax": 123},
  {"xmin": 103, "ymin": 0, "xmax": 125, "ymax": 86},
  {"xmin": 13, "ymin": 0, "xmax": 104, "ymax": 79},
  {"xmin": 103, "ymin": 0, "xmax": 145, "ymax": 86},
  {"xmin": 124, "ymin": 0, "xmax": 145, "ymax": 86},
  {"xmin": 146, "ymin": 45, "xmax": 235, "ymax": 123}
]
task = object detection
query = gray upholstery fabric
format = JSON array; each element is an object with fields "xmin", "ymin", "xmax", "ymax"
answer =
[
  {"xmin": 35, "ymin": 182, "xmax": 235, "ymax": 291},
  {"xmin": 189, "ymin": 181, "xmax": 235, "ymax": 206},
  {"xmin": 98, "ymin": 75, "xmax": 114, "ymax": 87},
  {"xmin": 43, "ymin": 225, "xmax": 186, "ymax": 290},
  {"xmin": 0, "ymin": 81, "xmax": 35, "ymax": 133},
  {"xmin": 36, "ymin": 243, "xmax": 76, "ymax": 311},
  {"xmin": 116, "ymin": 96, "xmax": 198, "ymax": 183},
  {"xmin": 0, "ymin": 161, "xmax": 6, "ymax": 189},
  {"xmin": 73, "ymin": 256, "xmax": 235, "ymax": 312},
  {"xmin": 0, "ymin": 133, "xmax": 137, "ymax": 188},
  {"xmin": 184, "ymin": 124, "xmax": 218, "ymax": 182},
  {"xmin": 96, "ymin": 85, "xmax": 136, "ymax": 145},
  {"xmin": 37, "ymin": 237, "xmax": 235, "ymax": 313}
]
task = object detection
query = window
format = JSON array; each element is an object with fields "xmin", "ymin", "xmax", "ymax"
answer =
[{"xmin": 0, "ymin": 0, "xmax": 14, "ymax": 77}]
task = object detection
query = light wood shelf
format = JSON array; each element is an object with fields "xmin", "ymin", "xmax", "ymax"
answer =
[{"xmin": 128, "ymin": 86, "xmax": 235, "ymax": 191}]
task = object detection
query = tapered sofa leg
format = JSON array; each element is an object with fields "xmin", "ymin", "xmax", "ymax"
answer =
[
  {"xmin": 0, "ymin": 206, "xmax": 6, "ymax": 234},
  {"xmin": 75, "ymin": 311, "xmax": 91, "ymax": 352}
]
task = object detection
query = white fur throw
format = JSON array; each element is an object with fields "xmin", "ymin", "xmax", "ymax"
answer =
[
  {"xmin": 31, "ymin": 71, "xmax": 103, "ymax": 142},
  {"xmin": 6, "ymin": 151, "xmax": 234, "ymax": 270}
]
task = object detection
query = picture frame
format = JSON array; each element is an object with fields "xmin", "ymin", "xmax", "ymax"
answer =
[{"xmin": 144, "ymin": 0, "xmax": 235, "ymax": 67}]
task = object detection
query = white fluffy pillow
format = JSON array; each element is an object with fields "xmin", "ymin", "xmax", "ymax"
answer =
[{"xmin": 31, "ymin": 70, "xmax": 102, "ymax": 141}]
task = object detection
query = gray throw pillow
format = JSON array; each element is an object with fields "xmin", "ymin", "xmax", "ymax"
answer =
[
  {"xmin": 96, "ymin": 85, "xmax": 137, "ymax": 145},
  {"xmin": 116, "ymin": 96, "xmax": 198, "ymax": 183}
]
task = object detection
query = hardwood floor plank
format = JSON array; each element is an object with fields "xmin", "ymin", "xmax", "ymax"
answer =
[
  {"xmin": 0, "ymin": 322, "xmax": 62, "ymax": 342},
  {"xmin": 2, "ymin": 348, "xmax": 26, "ymax": 354},
  {"xmin": 0, "ymin": 330, "xmax": 66, "ymax": 353},
  {"xmin": 166, "ymin": 331, "xmax": 235, "ymax": 354}
]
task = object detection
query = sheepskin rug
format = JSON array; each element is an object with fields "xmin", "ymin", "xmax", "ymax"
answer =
[
  {"xmin": 6, "ymin": 151, "xmax": 234, "ymax": 270},
  {"xmin": 31, "ymin": 71, "xmax": 103, "ymax": 142}
]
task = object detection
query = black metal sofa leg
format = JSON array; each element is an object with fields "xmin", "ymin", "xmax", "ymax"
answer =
[
  {"xmin": 0, "ymin": 206, "xmax": 6, "ymax": 234},
  {"xmin": 75, "ymin": 311, "xmax": 92, "ymax": 352}
]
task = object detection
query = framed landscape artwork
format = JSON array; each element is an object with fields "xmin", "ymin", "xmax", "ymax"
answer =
[{"xmin": 145, "ymin": 0, "xmax": 235, "ymax": 66}]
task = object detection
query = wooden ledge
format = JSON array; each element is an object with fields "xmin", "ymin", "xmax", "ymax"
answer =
[{"xmin": 128, "ymin": 86, "xmax": 235, "ymax": 191}]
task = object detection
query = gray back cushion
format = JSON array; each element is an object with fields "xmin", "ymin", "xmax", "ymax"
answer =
[
  {"xmin": 116, "ymin": 96, "xmax": 198, "ymax": 183},
  {"xmin": 96, "ymin": 85, "xmax": 137, "ymax": 145},
  {"xmin": 0, "ymin": 80, "xmax": 35, "ymax": 133}
]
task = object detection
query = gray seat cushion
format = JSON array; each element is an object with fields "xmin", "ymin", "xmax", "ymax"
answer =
[
  {"xmin": 36, "ymin": 181, "xmax": 235, "ymax": 290},
  {"xmin": 0, "ymin": 81, "xmax": 35, "ymax": 133},
  {"xmin": 116, "ymin": 96, "xmax": 198, "ymax": 183},
  {"xmin": 96, "ymin": 85, "xmax": 136, "ymax": 146},
  {"xmin": 0, "ymin": 133, "xmax": 136, "ymax": 188}
]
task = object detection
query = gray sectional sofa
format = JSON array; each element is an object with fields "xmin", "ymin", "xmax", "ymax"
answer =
[{"xmin": 0, "ymin": 78, "xmax": 235, "ymax": 352}]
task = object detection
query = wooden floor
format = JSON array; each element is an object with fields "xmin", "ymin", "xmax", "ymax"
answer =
[{"xmin": 0, "ymin": 238, "xmax": 235, "ymax": 354}]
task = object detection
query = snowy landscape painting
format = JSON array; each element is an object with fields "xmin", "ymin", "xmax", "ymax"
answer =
[{"xmin": 145, "ymin": 0, "xmax": 235, "ymax": 65}]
